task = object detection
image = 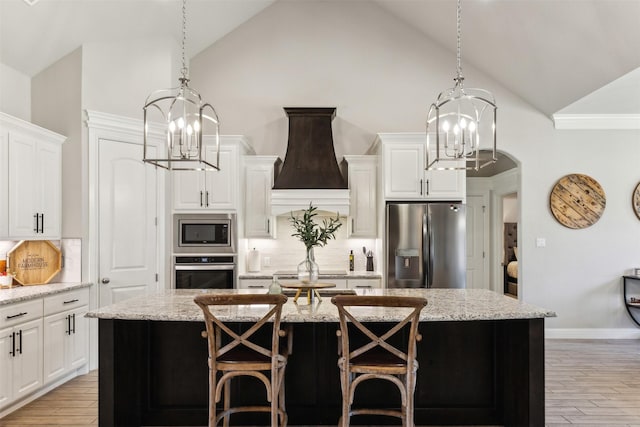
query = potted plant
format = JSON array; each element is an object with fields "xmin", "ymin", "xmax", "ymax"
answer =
[{"xmin": 290, "ymin": 203, "xmax": 342, "ymax": 284}]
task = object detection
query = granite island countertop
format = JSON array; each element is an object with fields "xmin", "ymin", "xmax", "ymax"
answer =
[
  {"xmin": 0, "ymin": 282, "xmax": 92, "ymax": 305},
  {"xmin": 86, "ymin": 288, "xmax": 556, "ymax": 323}
]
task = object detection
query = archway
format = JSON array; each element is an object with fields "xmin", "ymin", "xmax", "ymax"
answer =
[{"xmin": 466, "ymin": 150, "xmax": 521, "ymax": 296}]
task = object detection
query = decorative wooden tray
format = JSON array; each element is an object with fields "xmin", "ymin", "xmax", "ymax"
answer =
[
  {"xmin": 550, "ymin": 174, "xmax": 606, "ymax": 229},
  {"xmin": 7, "ymin": 240, "xmax": 62, "ymax": 285}
]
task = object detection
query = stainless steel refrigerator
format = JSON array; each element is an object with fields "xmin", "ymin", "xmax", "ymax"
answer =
[{"xmin": 386, "ymin": 202, "xmax": 466, "ymax": 288}]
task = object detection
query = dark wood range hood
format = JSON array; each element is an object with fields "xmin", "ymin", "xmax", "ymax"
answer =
[{"xmin": 273, "ymin": 107, "xmax": 347, "ymax": 189}]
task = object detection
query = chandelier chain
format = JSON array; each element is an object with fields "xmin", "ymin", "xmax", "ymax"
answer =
[
  {"xmin": 181, "ymin": 0, "xmax": 188, "ymax": 79},
  {"xmin": 456, "ymin": 0, "xmax": 462, "ymax": 80}
]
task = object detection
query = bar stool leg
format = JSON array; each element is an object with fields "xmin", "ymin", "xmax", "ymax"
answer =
[
  {"xmin": 223, "ymin": 379, "xmax": 231, "ymax": 427},
  {"xmin": 293, "ymin": 289, "xmax": 302, "ymax": 303}
]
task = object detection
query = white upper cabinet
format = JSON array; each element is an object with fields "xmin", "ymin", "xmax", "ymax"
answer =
[
  {"xmin": 244, "ymin": 156, "xmax": 280, "ymax": 238},
  {"xmin": 173, "ymin": 136, "xmax": 253, "ymax": 212},
  {"xmin": 343, "ymin": 155, "xmax": 377, "ymax": 238},
  {"xmin": 0, "ymin": 113, "xmax": 65, "ymax": 240},
  {"xmin": 376, "ymin": 133, "xmax": 465, "ymax": 201}
]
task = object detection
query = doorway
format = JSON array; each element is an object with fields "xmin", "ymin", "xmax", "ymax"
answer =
[{"xmin": 466, "ymin": 150, "xmax": 519, "ymax": 294}]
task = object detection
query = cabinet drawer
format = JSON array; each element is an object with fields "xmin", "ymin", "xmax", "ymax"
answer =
[
  {"xmin": 44, "ymin": 288, "xmax": 89, "ymax": 316},
  {"xmin": 0, "ymin": 298, "xmax": 43, "ymax": 328},
  {"xmin": 347, "ymin": 278, "xmax": 382, "ymax": 289},
  {"xmin": 238, "ymin": 279, "xmax": 271, "ymax": 290}
]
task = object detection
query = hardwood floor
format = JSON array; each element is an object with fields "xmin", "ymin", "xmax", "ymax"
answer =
[{"xmin": 2, "ymin": 340, "xmax": 640, "ymax": 426}]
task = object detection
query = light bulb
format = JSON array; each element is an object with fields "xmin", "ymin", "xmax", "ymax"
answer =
[
  {"xmin": 177, "ymin": 117, "xmax": 185, "ymax": 129},
  {"xmin": 168, "ymin": 121, "xmax": 176, "ymax": 133},
  {"xmin": 193, "ymin": 120, "xmax": 200, "ymax": 132},
  {"xmin": 460, "ymin": 117, "xmax": 467, "ymax": 129},
  {"xmin": 453, "ymin": 124, "xmax": 460, "ymax": 135},
  {"xmin": 442, "ymin": 120, "xmax": 450, "ymax": 132},
  {"xmin": 186, "ymin": 124, "xmax": 193, "ymax": 136},
  {"xmin": 468, "ymin": 121, "xmax": 476, "ymax": 132}
]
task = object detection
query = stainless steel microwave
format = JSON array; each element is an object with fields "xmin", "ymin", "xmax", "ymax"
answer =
[{"xmin": 173, "ymin": 213, "xmax": 236, "ymax": 254}]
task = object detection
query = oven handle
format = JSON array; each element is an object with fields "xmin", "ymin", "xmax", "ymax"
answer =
[{"xmin": 174, "ymin": 265, "xmax": 235, "ymax": 271}]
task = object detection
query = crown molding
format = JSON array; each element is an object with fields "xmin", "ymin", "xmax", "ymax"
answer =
[{"xmin": 552, "ymin": 113, "xmax": 640, "ymax": 130}]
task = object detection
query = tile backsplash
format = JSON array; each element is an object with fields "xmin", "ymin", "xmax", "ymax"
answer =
[
  {"xmin": 0, "ymin": 238, "xmax": 82, "ymax": 283},
  {"xmin": 243, "ymin": 215, "xmax": 379, "ymax": 273}
]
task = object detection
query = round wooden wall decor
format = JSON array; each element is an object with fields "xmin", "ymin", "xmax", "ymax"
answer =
[
  {"xmin": 633, "ymin": 182, "xmax": 640, "ymax": 220},
  {"xmin": 550, "ymin": 174, "xmax": 606, "ymax": 229}
]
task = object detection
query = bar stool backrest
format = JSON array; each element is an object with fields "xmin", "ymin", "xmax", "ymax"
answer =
[
  {"xmin": 331, "ymin": 295, "xmax": 428, "ymax": 368},
  {"xmin": 194, "ymin": 294, "xmax": 288, "ymax": 364}
]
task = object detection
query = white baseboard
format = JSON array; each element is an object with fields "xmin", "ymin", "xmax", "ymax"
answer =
[{"xmin": 546, "ymin": 328, "xmax": 640, "ymax": 339}]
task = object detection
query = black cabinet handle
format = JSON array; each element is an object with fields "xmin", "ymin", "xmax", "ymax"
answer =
[
  {"xmin": 200, "ymin": 191, "xmax": 203, "ymax": 207},
  {"xmin": 10, "ymin": 332, "xmax": 15, "ymax": 357},
  {"xmin": 206, "ymin": 191, "xmax": 209, "ymax": 207},
  {"xmin": 72, "ymin": 313, "xmax": 76, "ymax": 334},
  {"xmin": 33, "ymin": 214, "xmax": 38, "ymax": 232},
  {"xmin": 6, "ymin": 312, "xmax": 27, "ymax": 320},
  {"xmin": 40, "ymin": 213, "xmax": 44, "ymax": 233},
  {"xmin": 17, "ymin": 330, "xmax": 22, "ymax": 354},
  {"xmin": 63, "ymin": 299, "xmax": 79, "ymax": 305},
  {"xmin": 420, "ymin": 179, "xmax": 423, "ymax": 195},
  {"xmin": 66, "ymin": 314, "xmax": 71, "ymax": 335}
]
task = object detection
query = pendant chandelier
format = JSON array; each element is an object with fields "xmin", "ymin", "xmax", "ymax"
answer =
[
  {"xmin": 426, "ymin": 0, "xmax": 497, "ymax": 171},
  {"xmin": 143, "ymin": 0, "xmax": 220, "ymax": 171}
]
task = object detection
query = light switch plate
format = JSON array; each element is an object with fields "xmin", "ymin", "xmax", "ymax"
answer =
[{"xmin": 536, "ymin": 238, "xmax": 546, "ymax": 248}]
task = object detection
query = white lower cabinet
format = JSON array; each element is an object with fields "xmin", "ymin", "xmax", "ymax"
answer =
[
  {"xmin": 0, "ymin": 287, "xmax": 89, "ymax": 412},
  {"xmin": 0, "ymin": 298, "xmax": 44, "ymax": 410},
  {"xmin": 43, "ymin": 289, "xmax": 89, "ymax": 385}
]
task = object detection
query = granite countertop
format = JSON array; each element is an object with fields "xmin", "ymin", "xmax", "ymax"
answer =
[
  {"xmin": 239, "ymin": 271, "xmax": 382, "ymax": 280},
  {"xmin": 0, "ymin": 282, "xmax": 92, "ymax": 305},
  {"xmin": 86, "ymin": 288, "xmax": 556, "ymax": 323}
]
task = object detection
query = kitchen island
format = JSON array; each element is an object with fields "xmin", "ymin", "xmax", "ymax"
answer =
[{"xmin": 87, "ymin": 288, "xmax": 555, "ymax": 426}]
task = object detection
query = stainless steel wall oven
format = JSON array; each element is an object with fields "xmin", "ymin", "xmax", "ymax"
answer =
[{"xmin": 173, "ymin": 256, "xmax": 236, "ymax": 289}]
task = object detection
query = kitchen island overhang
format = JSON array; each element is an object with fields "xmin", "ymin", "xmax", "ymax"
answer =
[{"xmin": 87, "ymin": 289, "xmax": 555, "ymax": 426}]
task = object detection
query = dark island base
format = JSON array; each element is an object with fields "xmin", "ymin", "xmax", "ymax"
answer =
[{"xmin": 99, "ymin": 318, "xmax": 543, "ymax": 426}]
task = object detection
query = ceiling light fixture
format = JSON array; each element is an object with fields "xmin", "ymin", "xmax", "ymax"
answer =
[
  {"xmin": 426, "ymin": 0, "xmax": 497, "ymax": 171},
  {"xmin": 143, "ymin": 0, "xmax": 220, "ymax": 171}
]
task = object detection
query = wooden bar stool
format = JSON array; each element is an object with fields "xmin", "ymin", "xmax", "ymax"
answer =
[
  {"xmin": 331, "ymin": 295, "xmax": 427, "ymax": 427},
  {"xmin": 194, "ymin": 293, "xmax": 290, "ymax": 427}
]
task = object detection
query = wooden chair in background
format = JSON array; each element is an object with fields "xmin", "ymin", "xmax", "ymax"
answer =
[
  {"xmin": 194, "ymin": 293, "xmax": 290, "ymax": 427},
  {"xmin": 331, "ymin": 295, "xmax": 428, "ymax": 427}
]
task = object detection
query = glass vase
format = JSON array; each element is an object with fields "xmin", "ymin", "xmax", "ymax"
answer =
[{"xmin": 297, "ymin": 247, "xmax": 319, "ymax": 284}]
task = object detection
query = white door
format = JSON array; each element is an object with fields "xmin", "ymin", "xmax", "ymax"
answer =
[
  {"xmin": 466, "ymin": 193, "xmax": 489, "ymax": 289},
  {"xmin": 99, "ymin": 138, "xmax": 157, "ymax": 306}
]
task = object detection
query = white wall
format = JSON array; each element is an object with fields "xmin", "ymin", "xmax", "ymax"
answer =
[
  {"xmin": 32, "ymin": 48, "xmax": 83, "ymax": 238},
  {"xmin": 190, "ymin": 1, "xmax": 640, "ymax": 335},
  {"xmin": 0, "ymin": 62, "xmax": 30, "ymax": 121},
  {"xmin": 503, "ymin": 194, "xmax": 518, "ymax": 222},
  {"xmin": 82, "ymin": 37, "xmax": 179, "ymax": 119}
]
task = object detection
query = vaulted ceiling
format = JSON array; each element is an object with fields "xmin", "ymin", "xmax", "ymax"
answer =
[{"xmin": 1, "ymin": 0, "xmax": 639, "ymax": 117}]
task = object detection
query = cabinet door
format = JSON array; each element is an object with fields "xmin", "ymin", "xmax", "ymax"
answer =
[
  {"xmin": 43, "ymin": 311, "xmax": 67, "ymax": 384},
  {"xmin": 68, "ymin": 307, "xmax": 88, "ymax": 370},
  {"xmin": 0, "ymin": 131, "xmax": 8, "ymax": 239},
  {"xmin": 245, "ymin": 164, "xmax": 274, "ymax": 238},
  {"xmin": 173, "ymin": 170, "xmax": 206, "ymax": 210},
  {"xmin": 13, "ymin": 318, "xmax": 43, "ymax": 400},
  {"xmin": 383, "ymin": 143, "xmax": 424, "ymax": 199},
  {"xmin": 8, "ymin": 131, "xmax": 37, "ymax": 238},
  {"xmin": 205, "ymin": 145, "xmax": 236, "ymax": 210},
  {"xmin": 348, "ymin": 161, "xmax": 377, "ymax": 237},
  {"xmin": 0, "ymin": 326, "xmax": 13, "ymax": 408},
  {"xmin": 424, "ymin": 148, "xmax": 465, "ymax": 200},
  {"xmin": 37, "ymin": 139, "xmax": 62, "ymax": 238}
]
